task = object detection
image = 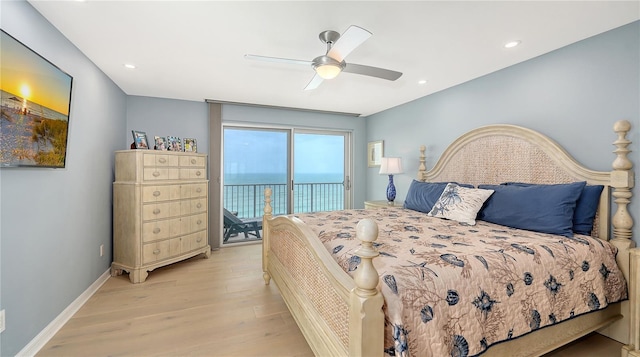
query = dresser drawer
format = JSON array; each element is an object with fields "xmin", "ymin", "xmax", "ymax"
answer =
[
  {"xmin": 143, "ymin": 201, "xmax": 181, "ymax": 220},
  {"xmin": 179, "ymin": 155, "xmax": 205, "ymax": 167},
  {"xmin": 142, "ymin": 185, "xmax": 171, "ymax": 203},
  {"xmin": 144, "ymin": 154, "xmax": 179, "ymax": 167},
  {"xmin": 190, "ymin": 183, "xmax": 207, "ymax": 198},
  {"xmin": 142, "ymin": 219, "xmax": 170, "ymax": 242},
  {"xmin": 190, "ymin": 198, "xmax": 207, "ymax": 214},
  {"xmin": 190, "ymin": 213, "xmax": 207, "ymax": 232},
  {"xmin": 178, "ymin": 183, "xmax": 207, "ymax": 198},
  {"xmin": 142, "ymin": 240, "xmax": 171, "ymax": 264},
  {"xmin": 143, "ymin": 167, "xmax": 179, "ymax": 181},
  {"xmin": 179, "ymin": 168, "xmax": 205, "ymax": 180},
  {"xmin": 181, "ymin": 231, "xmax": 207, "ymax": 252}
]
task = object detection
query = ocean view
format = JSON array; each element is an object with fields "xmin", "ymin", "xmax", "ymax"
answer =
[{"xmin": 224, "ymin": 172, "xmax": 345, "ymax": 217}]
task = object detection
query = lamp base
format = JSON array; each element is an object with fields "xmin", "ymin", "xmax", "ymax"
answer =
[{"xmin": 386, "ymin": 175, "xmax": 396, "ymax": 203}]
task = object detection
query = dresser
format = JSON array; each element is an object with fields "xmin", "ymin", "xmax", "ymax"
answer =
[{"xmin": 111, "ymin": 150, "xmax": 211, "ymax": 283}]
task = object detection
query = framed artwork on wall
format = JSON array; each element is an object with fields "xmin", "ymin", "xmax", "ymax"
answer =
[
  {"xmin": 1, "ymin": 30, "xmax": 74, "ymax": 168},
  {"xmin": 367, "ymin": 140, "xmax": 383, "ymax": 167},
  {"xmin": 184, "ymin": 138, "xmax": 197, "ymax": 152},
  {"xmin": 131, "ymin": 130, "xmax": 149, "ymax": 149}
]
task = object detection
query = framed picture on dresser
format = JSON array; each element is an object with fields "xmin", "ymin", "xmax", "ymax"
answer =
[
  {"xmin": 131, "ymin": 130, "xmax": 149, "ymax": 149},
  {"xmin": 184, "ymin": 138, "xmax": 197, "ymax": 152},
  {"xmin": 167, "ymin": 136, "xmax": 182, "ymax": 151},
  {"xmin": 154, "ymin": 136, "xmax": 167, "ymax": 150}
]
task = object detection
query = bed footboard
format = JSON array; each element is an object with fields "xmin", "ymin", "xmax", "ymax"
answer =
[{"xmin": 262, "ymin": 188, "xmax": 384, "ymax": 357}]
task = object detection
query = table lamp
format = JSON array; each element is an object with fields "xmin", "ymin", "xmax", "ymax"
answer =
[{"xmin": 379, "ymin": 157, "xmax": 403, "ymax": 205}]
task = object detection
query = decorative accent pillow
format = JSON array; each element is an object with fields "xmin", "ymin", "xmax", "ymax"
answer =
[
  {"xmin": 478, "ymin": 181, "xmax": 586, "ymax": 237},
  {"xmin": 427, "ymin": 183, "xmax": 494, "ymax": 225},
  {"xmin": 501, "ymin": 182, "xmax": 604, "ymax": 235},
  {"xmin": 404, "ymin": 180, "xmax": 474, "ymax": 214}
]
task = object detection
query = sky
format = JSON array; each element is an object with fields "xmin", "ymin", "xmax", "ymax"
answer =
[
  {"xmin": 1, "ymin": 31, "xmax": 72, "ymax": 116},
  {"xmin": 223, "ymin": 128, "xmax": 344, "ymax": 177}
]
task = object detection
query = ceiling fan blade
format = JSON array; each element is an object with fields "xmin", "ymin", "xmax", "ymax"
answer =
[
  {"xmin": 244, "ymin": 54, "xmax": 312, "ymax": 66},
  {"xmin": 343, "ymin": 63, "xmax": 402, "ymax": 81},
  {"xmin": 327, "ymin": 25, "xmax": 372, "ymax": 62},
  {"xmin": 304, "ymin": 74, "xmax": 324, "ymax": 91}
]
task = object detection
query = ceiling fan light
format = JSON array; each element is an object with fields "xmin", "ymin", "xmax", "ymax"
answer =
[{"xmin": 315, "ymin": 64, "xmax": 342, "ymax": 79}]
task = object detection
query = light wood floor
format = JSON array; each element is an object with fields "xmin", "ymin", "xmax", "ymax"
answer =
[{"xmin": 38, "ymin": 244, "xmax": 622, "ymax": 357}]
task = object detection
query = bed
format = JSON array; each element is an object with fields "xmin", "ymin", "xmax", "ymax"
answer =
[{"xmin": 261, "ymin": 120, "xmax": 639, "ymax": 357}]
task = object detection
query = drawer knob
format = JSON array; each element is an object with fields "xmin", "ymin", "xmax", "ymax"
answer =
[
  {"xmin": 153, "ymin": 249, "xmax": 161, "ymax": 255},
  {"xmin": 153, "ymin": 208, "xmax": 161, "ymax": 215},
  {"xmin": 158, "ymin": 158, "xmax": 167, "ymax": 163},
  {"xmin": 153, "ymin": 191, "xmax": 161, "ymax": 197},
  {"xmin": 196, "ymin": 203, "xmax": 202, "ymax": 209},
  {"xmin": 152, "ymin": 171, "xmax": 160, "ymax": 177},
  {"xmin": 153, "ymin": 228, "xmax": 161, "ymax": 234},
  {"xmin": 197, "ymin": 220, "xmax": 202, "ymax": 225},
  {"xmin": 196, "ymin": 237, "xmax": 203, "ymax": 242},
  {"xmin": 191, "ymin": 158, "xmax": 196, "ymax": 164},
  {"xmin": 195, "ymin": 171, "xmax": 201, "ymax": 177},
  {"xmin": 196, "ymin": 188, "xmax": 202, "ymax": 193}
]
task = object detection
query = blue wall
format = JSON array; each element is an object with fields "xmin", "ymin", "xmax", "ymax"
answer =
[
  {"xmin": 0, "ymin": 2, "xmax": 127, "ymax": 355},
  {"xmin": 366, "ymin": 21, "xmax": 640, "ymax": 245}
]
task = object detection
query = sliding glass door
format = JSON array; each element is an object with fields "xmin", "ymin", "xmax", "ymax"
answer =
[
  {"xmin": 222, "ymin": 126, "xmax": 351, "ymax": 244},
  {"xmin": 223, "ymin": 127, "xmax": 290, "ymax": 218},
  {"xmin": 293, "ymin": 131, "xmax": 349, "ymax": 213}
]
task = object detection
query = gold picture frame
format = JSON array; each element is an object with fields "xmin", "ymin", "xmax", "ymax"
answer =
[{"xmin": 367, "ymin": 140, "xmax": 383, "ymax": 167}]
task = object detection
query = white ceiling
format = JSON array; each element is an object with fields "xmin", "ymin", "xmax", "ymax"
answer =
[{"xmin": 28, "ymin": 1, "xmax": 639, "ymax": 117}]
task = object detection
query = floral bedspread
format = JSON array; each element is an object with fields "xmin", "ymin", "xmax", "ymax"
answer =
[{"xmin": 294, "ymin": 207, "xmax": 627, "ymax": 357}]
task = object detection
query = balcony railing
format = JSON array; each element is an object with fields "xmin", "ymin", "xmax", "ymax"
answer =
[{"xmin": 223, "ymin": 182, "xmax": 344, "ymax": 218}]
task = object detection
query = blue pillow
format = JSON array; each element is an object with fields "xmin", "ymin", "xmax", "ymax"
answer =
[
  {"xmin": 502, "ymin": 182, "xmax": 604, "ymax": 235},
  {"xmin": 573, "ymin": 185, "xmax": 604, "ymax": 235},
  {"xmin": 404, "ymin": 180, "xmax": 473, "ymax": 213},
  {"xmin": 477, "ymin": 181, "xmax": 586, "ymax": 237}
]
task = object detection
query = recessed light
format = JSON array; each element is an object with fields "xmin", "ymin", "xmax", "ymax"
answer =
[
  {"xmin": 504, "ymin": 40, "xmax": 521, "ymax": 49},
  {"xmin": 418, "ymin": 80, "xmax": 427, "ymax": 85},
  {"xmin": 124, "ymin": 64, "xmax": 136, "ymax": 69}
]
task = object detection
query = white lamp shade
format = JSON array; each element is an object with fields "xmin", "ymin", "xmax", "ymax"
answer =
[{"xmin": 379, "ymin": 157, "xmax": 403, "ymax": 175}]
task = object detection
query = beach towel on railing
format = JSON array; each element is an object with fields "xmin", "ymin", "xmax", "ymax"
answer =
[{"xmin": 295, "ymin": 207, "xmax": 627, "ymax": 357}]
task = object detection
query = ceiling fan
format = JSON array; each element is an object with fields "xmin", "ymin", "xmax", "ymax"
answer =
[{"xmin": 245, "ymin": 25, "xmax": 403, "ymax": 90}]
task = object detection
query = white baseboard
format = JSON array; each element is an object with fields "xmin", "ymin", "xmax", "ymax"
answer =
[{"xmin": 16, "ymin": 269, "xmax": 111, "ymax": 357}]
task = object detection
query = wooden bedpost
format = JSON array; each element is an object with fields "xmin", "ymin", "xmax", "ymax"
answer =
[
  {"xmin": 262, "ymin": 187, "xmax": 273, "ymax": 285},
  {"xmin": 349, "ymin": 219, "xmax": 384, "ymax": 357},
  {"xmin": 611, "ymin": 120, "xmax": 635, "ymax": 242},
  {"xmin": 603, "ymin": 119, "xmax": 637, "ymax": 348},
  {"xmin": 418, "ymin": 145, "xmax": 427, "ymax": 181}
]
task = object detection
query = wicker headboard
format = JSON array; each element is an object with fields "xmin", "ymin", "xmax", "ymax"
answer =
[{"xmin": 416, "ymin": 122, "xmax": 634, "ymax": 242}]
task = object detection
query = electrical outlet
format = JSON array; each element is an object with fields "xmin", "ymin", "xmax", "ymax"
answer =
[
  {"xmin": 0, "ymin": 309, "xmax": 5, "ymax": 333},
  {"xmin": 100, "ymin": 244, "xmax": 104, "ymax": 257}
]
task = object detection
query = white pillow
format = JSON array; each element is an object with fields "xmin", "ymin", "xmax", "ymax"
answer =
[{"xmin": 428, "ymin": 183, "xmax": 494, "ymax": 225}]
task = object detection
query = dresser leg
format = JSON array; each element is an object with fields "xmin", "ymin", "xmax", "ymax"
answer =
[
  {"xmin": 129, "ymin": 269, "xmax": 148, "ymax": 284},
  {"xmin": 203, "ymin": 248, "xmax": 211, "ymax": 259}
]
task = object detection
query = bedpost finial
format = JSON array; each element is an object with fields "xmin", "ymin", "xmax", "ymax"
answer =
[
  {"xmin": 614, "ymin": 119, "xmax": 631, "ymax": 134},
  {"xmin": 356, "ymin": 219, "xmax": 379, "ymax": 243}
]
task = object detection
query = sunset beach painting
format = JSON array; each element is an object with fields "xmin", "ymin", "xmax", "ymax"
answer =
[{"xmin": 1, "ymin": 30, "xmax": 73, "ymax": 168}]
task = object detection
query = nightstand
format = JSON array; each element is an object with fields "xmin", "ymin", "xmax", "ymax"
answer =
[{"xmin": 364, "ymin": 200, "xmax": 404, "ymax": 209}]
